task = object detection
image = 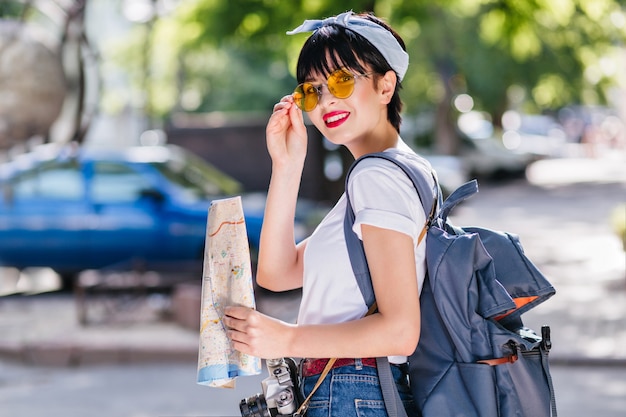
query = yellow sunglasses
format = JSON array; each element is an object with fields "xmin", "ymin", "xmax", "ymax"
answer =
[{"xmin": 292, "ymin": 69, "xmax": 374, "ymax": 112}]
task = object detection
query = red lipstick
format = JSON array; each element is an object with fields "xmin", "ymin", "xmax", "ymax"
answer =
[{"xmin": 323, "ymin": 111, "xmax": 349, "ymax": 128}]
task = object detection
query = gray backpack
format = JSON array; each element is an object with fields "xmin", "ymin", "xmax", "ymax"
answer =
[{"xmin": 344, "ymin": 149, "xmax": 557, "ymax": 417}]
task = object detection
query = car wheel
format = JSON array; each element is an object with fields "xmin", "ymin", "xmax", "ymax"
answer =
[{"xmin": 58, "ymin": 272, "xmax": 77, "ymax": 292}]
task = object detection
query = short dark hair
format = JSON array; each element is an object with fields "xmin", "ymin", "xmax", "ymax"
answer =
[{"xmin": 295, "ymin": 13, "xmax": 406, "ymax": 133}]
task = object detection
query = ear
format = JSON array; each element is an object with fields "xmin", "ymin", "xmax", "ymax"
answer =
[{"xmin": 378, "ymin": 70, "xmax": 397, "ymax": 105}]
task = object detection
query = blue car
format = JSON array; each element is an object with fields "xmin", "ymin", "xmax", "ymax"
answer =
[{"xmin": 0, "ymin": 143, "xmax": 266, "ymax": 286}]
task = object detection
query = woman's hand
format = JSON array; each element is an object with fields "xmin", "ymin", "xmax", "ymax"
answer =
[
  {"xmin": 255, "ymin": 95, "xmax": 308, "ymax": 292},
  {"xmin": 224, "ymin": 306, "xmax": 294, "ymax": 359},
  {"xmin": 266, "ymin": 95, "xmax": 308, "ymax": 170}
]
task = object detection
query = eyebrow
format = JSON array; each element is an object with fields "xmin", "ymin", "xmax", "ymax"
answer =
[{"xmin": 303, "ymin": 71, "xmax": 334, "ymax": 84}]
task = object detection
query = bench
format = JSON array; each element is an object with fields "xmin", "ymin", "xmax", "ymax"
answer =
[{"xmin": 74, "ymin": 260, "xmax": 202, "ymax": 325}]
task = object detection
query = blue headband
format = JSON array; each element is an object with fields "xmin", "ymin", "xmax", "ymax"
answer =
[{"xmin": 287, "ymin": 11, "xmax": 409, "ymax": 81}]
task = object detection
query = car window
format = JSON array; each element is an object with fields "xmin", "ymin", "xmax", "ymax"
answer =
[
  {"xmin": 150, "ymin": 161, "xmax": 219, "ymax": 201},
  {"xmin": 91, "ymin": 162, "xmax": 150, "ymax": 203},
  {"xmin": 154, "ymin": 149, "xmax": 240, "ymax": 200},
  {"xmin": 12, "ymin": 160, "xmax": 84, "ymax": 200},
  {"xmin": 175, "ymin": 149, "xmax": 242, "ymax": 195}
]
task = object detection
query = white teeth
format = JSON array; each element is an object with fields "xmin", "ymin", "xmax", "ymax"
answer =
[{"xmin": 326, "ymin": 113, "xmax": 347, "ymax": 123}]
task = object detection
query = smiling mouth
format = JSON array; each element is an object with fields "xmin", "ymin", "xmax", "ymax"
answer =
[{"xmin": 324, "ymin": 113, "xmax": 349, "ymax": 125}]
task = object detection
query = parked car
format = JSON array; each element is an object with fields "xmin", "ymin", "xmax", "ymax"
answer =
[
  {"xmin": 417, "ymin": 152, "xmax": 470, "ymax": 198},
  {"xmin": 456, "ymin": 112, "xmax": 538, "ymax": 179},
  {"xmin": 0, "ymin": 143, "xmax": 313, "ymax": 287},
  {"xmin": 500, "ymin": 113, "xmax": 568, "ymax": 159},
  {"xmin": 459, "ymin": 133, "xmax": 535, "ymax": 179}
]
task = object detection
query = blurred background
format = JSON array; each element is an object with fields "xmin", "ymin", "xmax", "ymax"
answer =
[{"xmin": 0, "ymin": 1, "xmax": 625, "ymax": 416}]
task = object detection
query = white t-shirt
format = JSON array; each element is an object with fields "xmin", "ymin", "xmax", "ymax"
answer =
[{"xmin": 298, "ymin": 147, "xmax": 434, "ymax": 362}]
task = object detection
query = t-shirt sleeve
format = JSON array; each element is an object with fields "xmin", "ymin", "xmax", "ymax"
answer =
[{"xmin": 348, "ymin": 159, "xmax": 426, "ymax": 245}]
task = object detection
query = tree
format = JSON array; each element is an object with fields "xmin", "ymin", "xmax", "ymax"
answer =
[
  {"xmin": 388, "ymin": 0, "xmax": 626, "ymax": 153},
  {"xmin": 107, "ymin": 0, "xmax": 626, "ymax": 153}
]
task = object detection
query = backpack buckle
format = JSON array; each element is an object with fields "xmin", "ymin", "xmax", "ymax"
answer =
[{"xmin": 541, "ymin": 325, "xmax": 552, "ymax": 351}]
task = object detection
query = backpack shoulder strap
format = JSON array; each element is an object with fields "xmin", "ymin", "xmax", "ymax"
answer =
[
  {"xmin": 342, "ymin": 150, "xmax": 437, "ymax": 417},
  {"xmin": 343, "ymin": 150, "xmax": 439, "ymax": 308}
]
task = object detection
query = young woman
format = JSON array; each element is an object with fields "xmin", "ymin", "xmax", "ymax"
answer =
[{"xmin": 225, "ymin": 11, "xmax": 433, "ymax": 416}]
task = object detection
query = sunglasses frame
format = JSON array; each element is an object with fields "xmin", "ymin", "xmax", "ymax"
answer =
[{"xmin": 292, "ymin": 69, "xmax": 375, "ymax": 112}]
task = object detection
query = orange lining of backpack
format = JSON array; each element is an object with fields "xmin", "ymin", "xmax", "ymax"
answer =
[{"xmin": 494, "ymin": 296, "xmax": 539, "ymax": 321}]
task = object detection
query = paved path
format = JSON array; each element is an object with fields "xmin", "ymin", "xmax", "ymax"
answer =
[
  {"xmin": 1, "ymin": 361, "xmax": 626, "ymax": 417},
  {"xmin": 450, "ymin": 168, "xmax": 626, "ymax": 364}
]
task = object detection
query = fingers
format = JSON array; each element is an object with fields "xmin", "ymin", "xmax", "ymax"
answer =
[
  {"xmin": 224, "ymin": 305, "xmax": 249, "ymax": 319},
  {"xmin": 223, "ymin": 306, "xmax": 251, "ymax": 331},
  {"xmin": 223, "ymin": 306, "xmax": 263, "ymax": 355},
  {"xmin": 267, "ymin": 96, "xmax": 296, "ymax": 138},
  {"xmin": 288, "ymin": 98, "xmax": 305, "ymax": 132},
  {"xmin": 266, "ymin": 95, "xmax": 307, "ymax": 167},
  {"xmin": 223, "ymin": 306, "xmax": 292, "ymax": 358},
  {"xmin": 272, "ymin": 94, "xmax": 296, "ymax": 115},
  {"xmin": 223, "ymin": 307, "xmax": 250, "ymax": 347}
]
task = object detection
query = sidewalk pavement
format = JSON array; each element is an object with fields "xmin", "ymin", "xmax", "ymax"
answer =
[{"xmin": 0, "ymin": 150, "xmax": 625, "ymax": 368}]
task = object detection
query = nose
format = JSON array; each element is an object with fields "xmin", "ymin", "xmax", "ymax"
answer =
[{"xmin": 316, "ymin": 85, "xmax": 336, "ymax": 108}]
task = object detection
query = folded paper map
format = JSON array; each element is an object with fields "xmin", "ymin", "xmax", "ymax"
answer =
[{"xmin": 197, "ymin": 196, "xmax": 261, "ymax": 388}]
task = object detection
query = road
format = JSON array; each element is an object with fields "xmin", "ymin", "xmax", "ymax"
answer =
[{"xmin": 1, "ymin": 360, "xmax": 625, "ymax": 417}]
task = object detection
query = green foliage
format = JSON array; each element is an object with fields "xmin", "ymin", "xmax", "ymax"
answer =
[
  {"xmin": 395, "ymin": 0, "xmax": 626, "ymax": 142},
  {"xmin": 97, "ymin": 0, "xmax": 626, "ymax": 138},
  {"xmin": 0, "ymin": 1, "xmax": 23, "ymax": 18}
]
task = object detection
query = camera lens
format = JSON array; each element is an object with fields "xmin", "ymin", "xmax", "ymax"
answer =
[{"xmin": 239, "ymin": 394, "xmax": 271, "ymax": 417}]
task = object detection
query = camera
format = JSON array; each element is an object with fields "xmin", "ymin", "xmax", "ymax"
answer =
[{"xmin": 240, "ymin": 357, "xmax": 302, "ymax": 417}]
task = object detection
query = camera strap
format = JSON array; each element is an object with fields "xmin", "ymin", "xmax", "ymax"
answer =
[
  {"xmin": 294, "ymin": 197, "xmax": 431, "ymax": 416},
  {"xmin": 294, "ymin": 304, "xmax": 378, "ymax": 417}
]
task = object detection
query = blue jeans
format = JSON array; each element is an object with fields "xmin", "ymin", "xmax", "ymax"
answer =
[{"xmin": 301, "ymin": 361, "xmax": 419, "ymax": 417}]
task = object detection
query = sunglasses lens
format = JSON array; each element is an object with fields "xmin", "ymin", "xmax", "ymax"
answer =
[
  {"xmin": 292, "ymin": 69, "xmax": 358, "ymax": 112},
  {"xmin": 328, "ymin": 69, "xmax": 355, "ymax": 99},
  {"xmin": 293, "ymin": 83, "xmax": 318, "ymax": 112}
]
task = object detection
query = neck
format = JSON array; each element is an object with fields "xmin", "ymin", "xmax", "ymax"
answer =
[{"xmin": 347, "ymin": 124, "xmax": 401, "ymax": 159}]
